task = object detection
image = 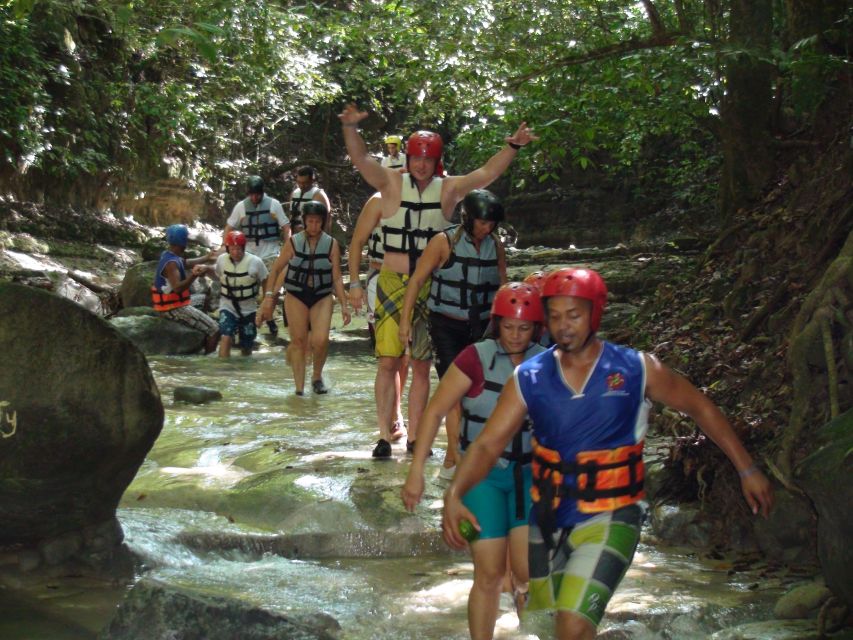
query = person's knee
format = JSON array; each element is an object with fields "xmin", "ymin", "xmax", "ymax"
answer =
[
  {"xmin": 290, "ymin": 335, "xmax": 309, "ymax": 351},
  {"xmin": 556, "ymin": 611, "xmax": 596, "ymax": 640},
  {"xmin": 377, "ymin": 357, "xmax": 400, "ymax": 374},
  {"xmin": 472, "ymin": 563, "xmax": 505, "ymax": 592}
]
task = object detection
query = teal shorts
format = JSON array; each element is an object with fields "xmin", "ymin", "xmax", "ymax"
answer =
[{"xmin": 461, "ymin": 461, "xmax": 531, "ymax": 540}]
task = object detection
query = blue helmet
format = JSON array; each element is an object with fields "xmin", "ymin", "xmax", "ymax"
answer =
[{"xmin": 166, "ymin": 224, "xmax": 188, "ymax": 248}]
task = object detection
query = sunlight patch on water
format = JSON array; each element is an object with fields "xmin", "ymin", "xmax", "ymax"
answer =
[{"xmin": 293, "ymin": 474, "xmax": 353, "ymax": 501}]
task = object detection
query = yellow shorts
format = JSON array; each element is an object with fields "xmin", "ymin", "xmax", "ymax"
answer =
[{"xmin": 374, "ymin": 269, "xmax": 432, "ymax": 360}]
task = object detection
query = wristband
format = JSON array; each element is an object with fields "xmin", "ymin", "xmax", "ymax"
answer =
[
  {"xmin": 264, "ymin": 292, "xmax": 274, "ymax": 298},
  {"xmin": 349, "ymin": 281, "xmax": 362, "ymax": 289},
  {"xmin": 342, "ymin": 123, "xmax": 358, "ymax": 129},
  {"xmin": 508, "ymin": 142, "xmax": 523, "ymax": 150},
  {"xmin": 738, "ymin": 464, "xmax": 758, "ymax": 479}
]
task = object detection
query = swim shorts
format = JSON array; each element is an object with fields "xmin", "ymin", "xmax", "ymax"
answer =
[
  {"xmin": 374, "ymin": 268, "xmax": 431, "ymax": 360},
  {"xmin": 526, "ymin": 502, "xmax": 646, "ymax": 627},
  {"xmin": 462, "ymin": 461, "xmax": 531, "ymax": 540},
  {"xmin": 218, "ymin": 308, "xmax": 257, "ymax": 346}
]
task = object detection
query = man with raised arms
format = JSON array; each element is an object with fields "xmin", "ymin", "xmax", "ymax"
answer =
[{"xmin": 339, "ymin": 102, "xmax": 536, "ymax": 459}]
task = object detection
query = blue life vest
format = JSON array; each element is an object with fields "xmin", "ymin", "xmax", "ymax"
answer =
[{"xmin": 428, "ymin": 225, "xmax": 500, "ymax": 321}]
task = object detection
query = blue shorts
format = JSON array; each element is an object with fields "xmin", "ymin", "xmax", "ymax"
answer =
[
  {"xmin": 218, "ymin": 308, "xmax": 257, "ymax": 346},
  {"xmin": 461, "ymin": 461, "xmax": 531, "ymax": 540}
]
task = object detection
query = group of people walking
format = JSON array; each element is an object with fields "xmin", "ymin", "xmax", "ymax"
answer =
[{"xmin": 151, "ymin": 105, "xmax": 775, "ymax": 639}]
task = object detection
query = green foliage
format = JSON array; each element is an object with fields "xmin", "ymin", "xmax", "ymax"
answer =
[{"xmin": 0, "ymin": 0, "xmax": 846, "ymax": 208}]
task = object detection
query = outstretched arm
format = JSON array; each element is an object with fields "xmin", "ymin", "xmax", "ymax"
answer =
[
  {"xmin": 339, "ymin": 103, "xmax": 395, "ymax": 194},
  {"xmin": 442, "ymin": 122, "xmax": 538, "ymax": 207},
  {"xmin": 644, "ymin": 353, "xmax": 774, "ymax": 517}
]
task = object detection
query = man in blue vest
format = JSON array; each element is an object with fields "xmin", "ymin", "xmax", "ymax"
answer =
[
  {"xmin": 339, "ymin": 103, "xmax": 537, "ymax": 459},
  {"xmin": 442, "ymin": 267, "xmax": 774, "ymax": 639}
]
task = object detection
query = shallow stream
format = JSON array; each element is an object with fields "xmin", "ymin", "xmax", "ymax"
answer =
[{"xmin": 3, "ymin": 313, "xmax": 794, "ymax": 639}]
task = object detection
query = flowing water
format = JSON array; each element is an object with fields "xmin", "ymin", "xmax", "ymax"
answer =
[{"xmin": 3, "ymin": 314, "xmax": 792, "ymax": 639}]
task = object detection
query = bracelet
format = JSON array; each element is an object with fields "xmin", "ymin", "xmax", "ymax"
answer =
[
  {"xmin": 738, "ymin": 464, "xmax": 759, "ymax": 479},
  {"xmin": 508, "ymin": 142, "xmax": 523, "ymax": 150},
  {"xmin": 349, "ymin": 281, "xmax": 362, "ymax": 289},
  {"xmin": 342, "ymin": 123, "xmax": 358, "ymax": 129},
  {"xmin": 264, "ymin": 292, "xmax": 274, "ymax": 298}
]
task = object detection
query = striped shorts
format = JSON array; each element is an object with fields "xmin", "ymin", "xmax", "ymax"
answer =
[
  {"xmin": 526, "ymin": 502, "xmax": 646, "ymax": 627},
  {"xmin": 162, "ymin": 304, "xmax": 220, "ymax": 337}
]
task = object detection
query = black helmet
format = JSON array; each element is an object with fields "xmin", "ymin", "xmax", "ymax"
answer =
[
  {"xmin": 462, "ymin": 189, "xmax": 504, "ymax": 234},
  {"xmin": 246, "ymin": 175, "xmax": 264, "ymax": 195},
  {"xmin": 301, "ymin": 201, "xmax": 328, "ymax": 226}
]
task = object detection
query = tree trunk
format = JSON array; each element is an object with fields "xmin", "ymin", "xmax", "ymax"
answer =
[{"xmin": 717, "ymin": 0, "xmax": 774, "ymax": 222}]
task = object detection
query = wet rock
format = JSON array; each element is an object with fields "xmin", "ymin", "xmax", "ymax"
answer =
[
  {"xmin": 752, "ymin": 490, "xmax": 817, "ymax": 566},
  {"xmin": 99, "ymin": 576, "xmax": 340, "ymax": 640},
  {"xmin": 773, "ymin": 582, "xmax": 832, "ymax": 619},
  {"xmin": 709, "ymin": 619, "xmax": 821, "ymax": 640},
  {"xmin": 119, "ymin": 260, "xmax": 157, "ymax": 308},
  {"xmin": 173, "ymin": 386, "xmax": 222, "ymax": 404},
  {"xmin": 648, "ymin": 503, "xmax": 712, "ymax": 548},
  {"xmin": 597, "ymin": 620, "xmax": 660, "ymax": 639},
  {"xmin": 115, "ymin": 306, "xmax": 158, "ymax": 317},
  {"xmin": 110, "ymin": 314, "xmax": 206, "ymax": 355},
  {"xmin": 0, "ymin": 284, "xmax": 163, "ymax": 551},
  {"xmin": 795, "ymin": 409, "xmax": 853, "ymax": 609}
]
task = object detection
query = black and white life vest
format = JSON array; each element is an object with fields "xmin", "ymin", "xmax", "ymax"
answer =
[
  {"xmin": 381, "ymin": 175, "xmax": 447, "ymax": 273},
  {"xmin": 221, "ymin": 254, "xmax": 259, "ymax": 303},
  {"xmin": 367, "ymin": 224, "xmax": 383, "ymax": 264},
  {"xmin": 239, "ymin": 195, "xmax": 280, "ymax": 242},
  {"xmin": 289, "ymin": 186, "xmax": 320, "ymax": 230},
  {"xmin": 428, "ymin": 225, "xmax": 500, "ymax": 321},
  {"xmin": 284, "ymin": 231, "xmax": 334, "ymax": 296}
]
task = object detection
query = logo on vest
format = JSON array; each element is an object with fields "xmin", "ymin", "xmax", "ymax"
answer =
[{"xmin": 603, "ymin": 372, "xmax": 629, "ymax": 397}]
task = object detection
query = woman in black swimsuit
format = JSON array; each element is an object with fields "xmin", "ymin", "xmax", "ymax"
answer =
[{"xmin": 260, "ymin": 202, "xmax": 351, "ymax": 395}]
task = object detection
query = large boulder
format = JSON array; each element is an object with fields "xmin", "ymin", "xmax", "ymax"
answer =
[
  {"xmin": 119, "ymin": 261, "xmax": 158, "ymax": 308},
  {"xmin": 110, "ymin": 314, "xmax": 206, "ymax": 355},
  {"xmin": 0, "ymin": 283, "xmax": 163, "ymax": 549},
  {"xmin": 100, "ymin": 577, "xmax": 340, "ymax": 640},
  {"xmin": 795, "ymin": 409, "xmax": 853, "ymax": 609}
]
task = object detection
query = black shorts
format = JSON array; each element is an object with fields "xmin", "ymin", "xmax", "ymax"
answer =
[
  {"xmin": 428, "ymin": 311, "xmax": 487, "ymax": 378},
  {"xmin": 287, "ymin": 287, "xmax": 331, "ymax": 310}
]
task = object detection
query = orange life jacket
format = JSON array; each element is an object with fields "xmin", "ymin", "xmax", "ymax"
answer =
[
  {"xmin": 151, "ymin": 286, "xmax": 191, "ymax": 311},
  {"xmin": 531, "ymin": 437, "xmax": 645, "ymax": 515}
]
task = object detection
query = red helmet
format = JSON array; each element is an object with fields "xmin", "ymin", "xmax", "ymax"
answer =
[
  {"xmin": 225, "ymin": 230, "xmax": 247, "ymax": 247},
  {"xmin": 542, "ymin": 268, "xmax": 608, "ymax": 331},
  {"xmin": 406, "ymin": 131, "xmax": 444, "ymax": 177},
  {"xmin": 491, "ymin": 282, "xmax": 544, "ymax": 322},
  {"xmin": 522, "ymin": 270, "xmax": 547, "ymax": 293}
]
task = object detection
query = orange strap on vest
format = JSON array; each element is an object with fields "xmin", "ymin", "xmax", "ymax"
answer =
[
  {"xmin": 151, "ymin": 286, "xmax": 191, "ymax": 311},
  {"xmin": 532, "ymin": 438, "xmax": 645, "ymax": 515}
]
